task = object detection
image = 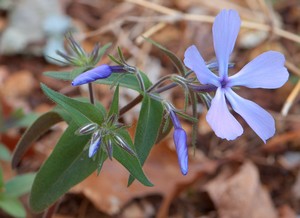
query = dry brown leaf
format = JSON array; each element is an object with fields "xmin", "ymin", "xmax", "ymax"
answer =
[
  {"xmin": 278, "ymin": 205, "xmax": 297, "ymax": 218},
  {"xmin": 205, "ymin": 161, "xmax": 277, "ymax": 218},
  {"xmin": 71, "ymin": 141, "xmax": 217, "ymax": 216},
  {"xmin": 1, "ymin": 70, "xmax": 36, "ymax": 99},
  {"xmin": 262, "ymin": 130, "xmax": 300, "ymax": 153}
]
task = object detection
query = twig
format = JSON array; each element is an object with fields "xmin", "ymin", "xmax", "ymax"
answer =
[
  {"xmin": 135, "ymin": 22, "xmax": 167, "ymax": 45},
  {"xmin": 124, "ymin": 0, "xmax": 300, "ymax": 44},
  {"xmin": 281, "ymin": 80, "xmax": 300, "ymax": 116}
]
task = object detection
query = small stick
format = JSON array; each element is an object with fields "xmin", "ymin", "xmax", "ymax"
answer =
[{"xmin": 281, "ymin": 80, "xmax": 300, "ymax": 116}]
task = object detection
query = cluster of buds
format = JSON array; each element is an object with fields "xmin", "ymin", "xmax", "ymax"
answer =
[{"xmin": 76, "ymin": 115, "xmax": 136, "ymax": 160}]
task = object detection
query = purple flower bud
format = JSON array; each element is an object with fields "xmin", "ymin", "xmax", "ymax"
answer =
[
  {"xmin": 169, "ymin": 110, "xmax": 181, "ymax": 129},
  {"xmin": 89, "ymin": 130, "xmax": 102, "ymax": 158},
  {"xmin": 72, "ymin": 65, "xmax": 125, "ymax": 86},
  {"xmin": 169, "ymin": 110, "xmax": 188, "ymax": 175},
  {"xmin": 173, "ymin": 128, "xmax": 188, "ymax": 175}
]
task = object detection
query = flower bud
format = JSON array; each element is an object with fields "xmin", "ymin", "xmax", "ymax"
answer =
[
  {"xmin": 89, "ymin": 130, "xmax": 102, "ymax": 158},
  {"xmin": 169, "ymin": 110, "xmax": 189, "ymax": 175},
  {"xmin": 75, "ymin": 123, "xmax": 98, "ymax": 135},
  {"xmin": 72, "ymin": 65, "xmax": 112, "ymax": 86},
  {"xmin": 173, "ymin": 128, "xmax": 188, "ymax": 175},
  {"xmin": 72, "ymin": 65, "xmax": 126, "ymax": 86}
]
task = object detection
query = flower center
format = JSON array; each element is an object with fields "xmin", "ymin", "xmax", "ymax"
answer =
[{"xmin": 220, "ymin": 78, "xmax": 228, "ymax": 88}]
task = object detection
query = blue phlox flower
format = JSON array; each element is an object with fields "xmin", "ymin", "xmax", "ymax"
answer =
[
  {"xmin": 169, "ymin": 110, "xmax": 188, "ymax": 175},
  {"xmin": 72, "ymin": 65, "xmax": 125, "ymax": 86},
  {"xmin": 184, "ymin": 9, "xmax": 289, "ymax": 143}
]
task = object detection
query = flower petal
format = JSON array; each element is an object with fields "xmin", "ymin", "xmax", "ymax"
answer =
[
  {"xmin": 228, "ymin": 51, "xmax": 289, "ymax": 88},
  {"xmin": 213, "ymin": 10, "xmax": 241, "ymax": 79},
  {"xmin": 225, "ymin": 89, "xmax": 275, "ymax": 143},
  {"xmin": 184, "ymin": 45, "xmax": 219, "ymax": 86},
  {"xmin": 206, "ymin": 88, "xmax": 243, "ymax": 140},
  {"xmin": 72, "ymin": 64, "xmax": 112, "ymax": 86},
  {"xmin": 173, "ymin": 128, "xmax": 188, "ymax": 175}
]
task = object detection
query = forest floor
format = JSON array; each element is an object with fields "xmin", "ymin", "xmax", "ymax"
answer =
[{"xmin": 0, "ymin": 0, "xmax": 300, "ymax": 217}]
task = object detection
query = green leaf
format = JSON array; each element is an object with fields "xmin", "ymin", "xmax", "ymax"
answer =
[
  {"xmin": 96, "ymin": 71, "xmax": 152, "ymax": 92},
  {"xmin": 70, "ymin": 66, "xmax": 91, "ymax": 79},
  {"xmin": 11, "ymin": 111, "xmax": 63, "ymax": 169},
  {"xmin": 128, "ymin": 95, "xmax": 163, "ymax": 185},
  {"xmin": 0, "ymin": 196, "xmax": 26, "ymax": 218},
  {"xmin": 113, "ymin": 129, "xmax": 153, "ymax": 187},
  {"xmin": 108, "ymin": 85, "xmax": 119, "ymax": 117},
  {"xmin": 108, "ymin": 54, "xmax": 122, "ymax": 65},
  {"xmin": 43, "ymin": 71, "xmax": 70, "ymax": 81},
  {"xmin": 44, "ymin": 66, "xmax": 90, "ymax": 81},
  {"xmin": 41, "ymin": 84, "xmax": 105, "ymax": 126},
  {"xmin": 96, "ymin": 150, "xmax": 107, "ymax": 175},
  {"xmin": 155, "ymin": 113, "xmax": 173, "ymax": 144},
  {"xmin": 0, "ymin": 166, "xmax": 3, "ymax": 189},
  {"xmin": 144, "ymin": 37, "xmax": 187, "ymax": 76},
  {"xmin": 12, "ymin": 112, "xmax": 39, "ymax": 129},
  {"xmin": 5, "ymin": 173, "xmax": 35, "ymax": 197},
  {"xmin": 0, "ymin": 144, "xmax": 11, "ymax": 162},
  {"xmin": 29, "ymin": 123, "xmax": 99, "ymax": 213}
]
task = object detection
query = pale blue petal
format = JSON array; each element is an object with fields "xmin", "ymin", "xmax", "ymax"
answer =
[
  {"xmin": 184, "ymin": 45, "xmax": 220, "ymax": 86},
  {"xmin": 213, "ymin": 10, "xmax": 241, "ymax": 79},
  {"xmin": 228, "ymin": 51, "xmax": 289, "ymax": 88},
  {"xmin": 173, "ymin": 128, "xmax": 188, "ymax": 175},
  {"xmin": 206, "ymin": 88, "xmax": 243, "ymax": 140},
  {"xmin": 225, "ymin": 89, "xmax": 275, "ymax": 143}
]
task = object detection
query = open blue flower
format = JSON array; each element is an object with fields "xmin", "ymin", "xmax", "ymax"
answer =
[
  {"xmin": 72, "ymin": 65, "xmax": 125, "ymax": 86},
  {"xmin": 169, "ymin": 110, "xmax": 188, "ymax": 175},
  {"xmin": 184, "ymin": 9, "xmax": 289, "ymax": 143}
]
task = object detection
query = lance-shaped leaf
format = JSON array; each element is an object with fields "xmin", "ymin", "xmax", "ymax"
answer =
[
  {"xmin": 5, "ymin": 173, "xmax": 36, "ymax": 198},
  {"xmin": 11, "ymin": 111, "xmax": 64, "ymax": 169},
  {"xmin": 108, "ymin": 85, "xmax": 119, "ymax": 117},
  {"xmin": 41, "ymin": 84, "xmax": 105, "ymax": 126},
  {"xmin": 29, "ymin": 123, "xmax": 97, "ymax": 212},
  {"xmin": 0, "ymin": 196, "xmax": 26, "ymax": 218},
  {"xmin": 95, "ymin": 71, "xmax": 152, "ymax": 92},
  {"xmin": 0, "ymin": 143, "xmax": 11, "ymax": 162},
  {"xmin": 113, "ymin": 129, "xmax": 153, "ymax": 187},
  {"xmin": 128, "ymin": 95, "xmax": 163, "ymax": 185},
  {"xmin": 44, "ymin": 66, "xmax": 90, "ymax": 81}
]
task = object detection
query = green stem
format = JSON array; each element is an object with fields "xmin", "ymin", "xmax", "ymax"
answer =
[{"xmin": 88, "ymin": 83, "xmax": 95, "ymax": 104}]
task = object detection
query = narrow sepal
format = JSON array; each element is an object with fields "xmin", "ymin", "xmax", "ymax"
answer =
[
  {"xmin": 114, "ymin": 135, "xmax": 136, "ymax": 156},
  {"xmin": 75, "ymin": 123, "xmax": 98, "ymax": 135}
]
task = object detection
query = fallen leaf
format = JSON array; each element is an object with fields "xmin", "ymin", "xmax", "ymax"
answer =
[
  {"xmin": 205, "ymin": 161, "xmax": 277, "ymax": 218},
  {"xmin": 71, "ymin": 141, "xmax": 217, "ymax": 216},
  {"xmin": 1, "ymin": 70, "xmax": 37, "ymax": 100},
  {"xmin": 278, "ymin": 205, "xmax": 296, "ymax": 218}
]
